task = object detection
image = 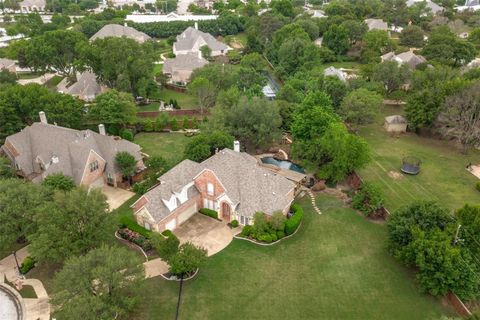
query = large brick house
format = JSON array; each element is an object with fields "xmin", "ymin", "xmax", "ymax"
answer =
[
  {"xmin": 1, "ymin": 112, "xmax": 145, "ymax": 188},
  {"xmin": 132, "ymin": 146, "xmax": 296, "ymax": 232}
]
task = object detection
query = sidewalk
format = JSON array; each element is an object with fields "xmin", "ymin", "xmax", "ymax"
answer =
[{"xmin": 0, "ymin": 247, "xmax": 51, "ymax": 320}]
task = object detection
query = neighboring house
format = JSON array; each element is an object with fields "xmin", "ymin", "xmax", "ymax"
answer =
[
  {"xmin": 406, "ymin": 0, "xmax": 444, "ymax": 15},
  {"xmin": 19, "ymin": 0, "xmax": 46, "ymax": 12},
  {"xmin": 304, "ymin": 8, "xmax": 327, "ymax": 18},
  {"xmin": 126, "ymin": 13, "xmax": 218, "ymax": 23},
  {"xmin": 324, "ymin": 66, "xmax": 347, "ymax": 82},
  {"xmin": 1, "ymin": 112, "xmax": 145, "ymax": 188},
  {"xmin": 364, "ymin": 18, "xmax": 388, "ymax": 31},
  {"xmin": 131, "ymin": 145, "xmax": 296, "ymax": 232},
  {"xmin": 163, "ymin": 52, "xmax": 208, "ymax": 85},
  {"xmin": 314, "ymin": 37, "xmax": 323, "ymax": 48},
  {"xmin": 57, "ymin": 71, "xmax": 106, "ymax": 102},
  {"xmin": 0, "ymin": 58, "xmax": 16, "ymax": 73},
  {"xmin": 381, "ymin": 50, "xmax": 427, "ymax": 69},
  {"xmin": 173, "ymin": 24, "xmax": 231, "ymax": 57},
  {"xmin": 90, "ymin": 24, "xmax": 151, "ymax": 43},
  {"xmin": 0, "ymin": 28, "xmax": 25, "ymax": 48},
  {"xmin": 384, "ymin": 115, "xmax": 407, "ymax": 133}
]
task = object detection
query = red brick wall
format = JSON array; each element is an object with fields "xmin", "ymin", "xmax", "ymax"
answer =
[
  {"xmin": 156, "ymin": 194, "xmax": 201, "ymax": 231},
  {"xmin": 80, "ymin": 151, "xmax": 106, "ymax": 187},
  {"xmin": 194, "ymin": 170, "xmax": 225, "ymax": 203},
  {"xmin": 133, "ymin": 197, "xmax": 148, "ymax": 213}
]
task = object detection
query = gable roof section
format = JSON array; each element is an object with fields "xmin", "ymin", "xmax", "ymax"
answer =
[
  {"xmin": 365, "ymin": 18, "xmax": 388, "ymax": 31},
  {"xmin": 140, "ymin": 149, "xmax": 295, "ymax": 223},
  {"xmin": 2, "ymin": 122, "xmax": 143, "ymax": 184},
  {"xmin": 90, "ymin": 24, "xmax": 151, "ymax": 43},
  {"xmin": 57, "ymin": 71, "xmax": 102, "ymax": 100},
  {"xmin": 163, "ymin": 53, "xmax": 208, "ymax": 74},
  {"xmin": 174, "ymin": 27, "xmax": 229, "ymax": 52}
]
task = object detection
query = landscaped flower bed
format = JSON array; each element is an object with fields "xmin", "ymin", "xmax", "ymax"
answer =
[
  {"xmin": 238, "ymin": 204, "xmax": 304, "ymax": 244},
  {"xmin": 117, "ymin": 228, "xmax": 154, "ymax": 255}
]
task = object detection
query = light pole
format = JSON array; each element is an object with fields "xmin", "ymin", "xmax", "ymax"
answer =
[{"xmin": 12, "ymin": 251, "xmax": 21, "ymax": 275}]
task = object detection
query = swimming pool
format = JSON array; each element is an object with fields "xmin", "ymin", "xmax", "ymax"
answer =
[{"xmin": 260, "ymin": 157, "xmax": 305, "ymax": 173}]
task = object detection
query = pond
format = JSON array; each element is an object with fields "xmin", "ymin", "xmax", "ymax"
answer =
[{"xmin": 261, "ymin": 157, "xmax": 305, "ymax": 174}]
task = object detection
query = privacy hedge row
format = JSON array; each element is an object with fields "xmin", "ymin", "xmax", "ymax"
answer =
[
  {"xmin": 199, "ymin": 208, "xmax": 218, "ymax": 219},
  {"xmin": 19, "ymin": 256, "xmax": 36, "ymax": 274},
  {"xmin": 118, "ymin": 216, "xmax": 152, "ymax": 238},
  {"xmin": 285, "ymin": 204, "xmax": 304, "ymax": 235}
]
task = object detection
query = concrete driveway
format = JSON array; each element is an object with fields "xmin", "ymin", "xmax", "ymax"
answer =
[
  {"xmin": 101, "ymin": 186, "xmax": 135, "ymax": 211},
  {"xmin": 174, "ymin": 214, "xmax": 237, "ymax": 256}
]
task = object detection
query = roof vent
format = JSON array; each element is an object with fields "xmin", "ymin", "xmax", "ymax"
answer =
[
  {"xmin": 272, "ymin": 192, "xmax": 276, "ymax": 195},
  {"xmin": 51, "ymin": 155, "xmax": 59, "ymax": 164}
]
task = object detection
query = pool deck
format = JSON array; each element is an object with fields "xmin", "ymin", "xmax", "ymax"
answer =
[{"xmin": 255, "ymin": 154, "xmax": 307, "ymax": 184}]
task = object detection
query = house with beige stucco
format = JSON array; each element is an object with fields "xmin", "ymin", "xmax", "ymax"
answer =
[
  {"xmin": 131, "ymin": 144, "xmax": 296, "ymax": 232},
  {"xmin": 0, "ymin": 112, "xmax": 145, "ymax": 188}
]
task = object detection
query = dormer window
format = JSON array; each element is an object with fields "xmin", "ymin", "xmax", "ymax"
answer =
[
  {"xmin": 207, "ymin": 183, "xmax": 214, "ymax": 196},
  {"xmin": 90, "ymin": 160, "xmax": 99, "ymax": 172}
]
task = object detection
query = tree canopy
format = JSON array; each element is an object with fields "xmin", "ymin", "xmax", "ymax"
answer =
[{"xmin": 89, "ymin": 90, "xmax": 137, "ymax": 126}]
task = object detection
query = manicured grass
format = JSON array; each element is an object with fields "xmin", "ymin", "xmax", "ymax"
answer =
[
  {"xmin": 358, "ymin": 105, "xmax": 480, "ymax": 212},
  {"xmin": 19, "ymin": 285, "xmax": 37, "ymax": 298},
  {"xmin": 134, "ymin": 132, "xmax": 191, "ymax": 165},
  {"xmin": 44, "ymin": 75, "xmax": 64, "ymax": 90},
  {"xmin": 150, "ymin": 88, "xmax": 198, "ymax": 110},
  {"xmin": 16, "ymin": 72, "xmax": 43, "ymax": 79},
  {"xmin": 137, "ymin": 102, "xmax": 160, "ymax": 112},
  {"xmin": 153, "ymin": 64, "xmax": 163, "ymax": 75},
  {"xmin": 134, "ymin": 193, "xmax": 452, "ymax": 319}
]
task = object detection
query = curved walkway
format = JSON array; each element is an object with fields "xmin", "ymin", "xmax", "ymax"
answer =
[
  {"xmin": 0, "ymin": 247, "xmax": 50, "ymax": 320},
  {"xmin": 306, "ymin": 189, "xmax": 322, "ymax": 215}
]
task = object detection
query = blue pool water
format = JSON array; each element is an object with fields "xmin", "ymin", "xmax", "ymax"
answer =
[{"xmin": 261, "ymin": 157, "xmax": 305, "ymax": 173}]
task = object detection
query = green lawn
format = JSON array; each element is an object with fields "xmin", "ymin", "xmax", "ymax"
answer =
[
  {"xmin": 134, "ymin": 132, "xmax": 192, "ymax": 165},
  {"xmin": 44, "ymin": 75, "xmax": 64, "ymax": 90},
  {"xmin": 133, "ymin": 193, "xmax": 452, "ymax": 319},
  {"xmin": 149, "ymin": 88, "xmax": 198, "ymax": 110},
  {"xmin": 358, "ymin": 105, "xmax": 480, "ymax": 212},
  {"xmin": 153, "ymin": 64, "xmax": 163, "ymax": 75},
  {"xmin": 137, "ymin": 102, "xmax": 160, "ymax": 112}
]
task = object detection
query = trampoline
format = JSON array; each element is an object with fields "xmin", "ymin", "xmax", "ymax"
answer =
[{"xmin": 401, "ymin": 157, "xmax": 421, "ymax": 175}]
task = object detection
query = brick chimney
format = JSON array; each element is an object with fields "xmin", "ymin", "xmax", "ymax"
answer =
[
  {"xmin": 234, "ymin": 141, "xmax": 240, "ymax": 152},
  {"xmin": 39, "ymin": 111, "xmax": 47, "ymax": 124},
  {"xmin": 98, "ymin": 124, "xmax": 106, "ymax": 135}
]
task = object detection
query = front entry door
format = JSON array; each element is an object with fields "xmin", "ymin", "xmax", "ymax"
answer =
[{"xmin": 222, "ymin": 202, "xmax": 231, "ymax": 222}]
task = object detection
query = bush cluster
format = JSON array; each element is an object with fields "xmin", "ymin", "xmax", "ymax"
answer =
[
  {"xmin": 285, "ymin": 204, "xmax": 304, "ymax": 236},
  {"xmin": 199, "ymin": 208, "xmax": 218, "ymax": 219},
  {"xmin": 19, "ymin": 256, "xmax": 36, "ymax": 274},
  {"xmin": 240, "ymin": 207, "xmax": 303, "ymax": 243},
  {"xmin": 118, "ymin": 228, "xmax": 153, "ymax": 252},
  {"xmin": 230, "ymin": 219, "xmax": 239, "ymax": 228},
  {"xmin": 118, "ymin": 216, "xmax": 152, "ymax": 238},
  {"xmin": 352, "ymin": 182, "xmax": 384, "ymax": 216}
]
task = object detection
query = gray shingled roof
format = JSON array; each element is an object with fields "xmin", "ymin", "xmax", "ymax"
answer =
[
  {"xmin": 163, "ymin": 53, "xmax": 208, "ymax": 74},
  {"xmin": 385, "ymin": 115, "xmax": 407, "ymax": 124},
  {"xmin": 365, "ymin": 18, "xmax": 388, "ymax": 31},
  {"xmin": 57, "ymin": 71, "xmax": 102, "ymax": 100},
  {"xmin": 406, "ymin": 0, "xmax": 444, "ymax": 14},
  {"xmin": 141, "ymin": 149, "xmax": 295, "ymax": 223},
  {"xmin": 173, "ymin": 27, "xmax": 229, "ymax": 52},
  {"xmin": 382, "ymin": 51, "xmax": 427, "ymax": 69},
  {"xmin": 2, "ymin": 122, "xmax": 143, "ymax": 184},
  {"xmin": 0, "ymin": 58, "xmax": 15, "ymax": 69},
  {"xmin": 90, "ymin": 24, "xmax": 151, "ymax": 43}
]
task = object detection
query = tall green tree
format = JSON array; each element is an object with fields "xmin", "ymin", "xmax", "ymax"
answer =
[
  {"xmin": 52, "ymin": 245, "xmax": 145, "ymax": 320},
  {"xmin": 28, "ymin": 187, "xmax": 110, "ymax": 262},
  {"xmin": 42, "ymin": 173, "xmax": 76, "ymax": 192},
  {"xmin": 372, "ymin": 61, "xmax": 410, "ymax": 93},
  {"xmin": 399, "ymin": 25, "xmax": 425, "ymax": 48},
  {"xmin": 0, "ymin": 179, "xmax": 45, "ymax": 250},
  {"xmin": 115, "ymin": 152, "xmax": 137, "ymax": 181},
  {"xmin": 423, "ymin": 26, "xmax": 476, "ymax": 66},
  {"xmin": 89, "ymin": 90, "xmax": 137, "ymax": 125},
  {"xmin": 323, "ymin": 24, "xmax": 350, "ymax": 55},
  {"xmin": 184, "ymin": 131, "xmax": 234, "ymax": 162},
  {"xmin": 168, "ymin": 242, "xmax": 207, "ymax": 276},
  {"xmin": 338, "ymin": 88, "xmax": 383, "ymax": 126}
]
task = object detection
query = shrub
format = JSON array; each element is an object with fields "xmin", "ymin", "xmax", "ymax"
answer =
[
  {"xmin": 476, "ymin": 181, "xmax": 480, "ymax": 192},
  {"xmin": 231, "ymin": 219, "xmax": 239, "ymax": 228},
  {"xmin": 191, "ymin": 117, "xmax": 199, "ymax": 129},
  {"xmin": 162, "ymin": 229, "xmax": 175, "ymax": 238},
  {"xmin": 276, "ymin": 230, "xmax": 285, "ymax": 239},
  {"xmin": 155, "ymin": 113, "xmax": 170, "ymax": 131},
  {"xmin": 259, "ymin": 233, "xmax": 272, "ymax": 243},
  {"xmin": 285, "ymin": 204, "xmax": 304, "ymax": 235},
  {"xmin": 120, "ymin": 129, "xmax": 134, "ymax": 141},
  {"xmin": 270, "ymin": 211, "xmax": 286, "ymax": 231},
  {"xmin": 118, "ymin": 216, "xmax": 152, "ymax": 238},
  {"xmin": 352, "ymin": 182, "xmax": 384, "ymax": 216},
  {"xmin": 19, "ymin": 256, "xmax": 35, "ymax": 274},
  {"xmin": 241, "ymin": 225, "xmax": 253, "ymax": 237},
  {"xmin": 170, "ymin": 118, "xmax": 179, "ymax": 131},
  {"xmin": 270, "ymin": 233, "xmax": 278, "ymax": 242},
  {"xmin": 144, "ymin": 119, "xmax": 154, "ymax": 132},
  {"xmin": 199, "ymin": 208, "xmax": 218, "ymax": 219},
  {"xmin": 182, "ymin": 116, "xmax": 190, "ymax": 129}
]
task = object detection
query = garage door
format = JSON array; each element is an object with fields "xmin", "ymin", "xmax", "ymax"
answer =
[
  {"xmin": 165, "ymin": 219, "xmax": 176, "ymax": 231},
  {"xmin": 178, "ymin": 203, "xmax": 197, "ymax": 225}
]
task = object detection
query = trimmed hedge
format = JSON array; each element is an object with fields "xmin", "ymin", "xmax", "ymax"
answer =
[
  {"xmin": 231, "ymin": 219, "xmax": 239, "ymax": 228},
  {"xmin": 285, "ymin": 204, "xmax": 304, "ymax": 235},
  {"xmin": 19, "ymin": 256, "xmax": 35, "ymax": 274},
  {"xmin": 118, "ymin": 215, "xmax": 152, "ymax": 238},
  {"xmin": 199, "ymin": 208, "xmax": 218, "ymax": 219}
]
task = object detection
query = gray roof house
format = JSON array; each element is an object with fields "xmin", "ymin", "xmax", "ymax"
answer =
[
  {"xmin": 173, "ymin": 25, "xmax": 231, "ymax": 56},
  {"xmin": 406, "ymin": 0, "xmax": 444, "ymax": 14},
  {"xmin": 381, "ymin": 50, "xmax": 427, "ymax": 69},
  {"xmin": 163, "ymin": 52, "xmax": 208, "ymax": 85},
  {"xmin": 90, "ymin": 24, "xmax": 151, "ymax": 43},
  {"xmin": 324, "ymin": 66, "xmax": 347, "ymax": 82},
  {"xmin": 365, "ymin": 18, "xmax": 389, "ymax": 31},
  {"xmin": 57, "ymin": 71, "xmax": 105, "ymax": 102},
  {"xmin": 0, "ymin": 58, "xmax": 16, "ymax": 73},
  {"xmin": 1, "ymin": 112, "xmax": 145, "ymax": 188},
  {"xmin": 19, "ymin": 0, "xmax": 45, "ymax": 12},
  {"xmin": 132, "ymin": 146, "xmax": 296, "ymax": 232}
]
